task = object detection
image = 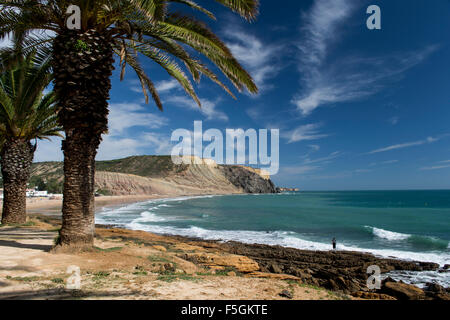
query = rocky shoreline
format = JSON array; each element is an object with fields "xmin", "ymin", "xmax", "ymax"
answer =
[{"xmin": 162, "ymin": 235, "xmax": 449, "ymax": 300}]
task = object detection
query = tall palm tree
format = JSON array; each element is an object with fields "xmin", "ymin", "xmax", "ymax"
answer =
[
  {"xmin": 0, "ymin": 0, "xmax": 259, "ymax": 247},
  {"xmin": 0, "ymin": 52, "xmax": 61, "ymax": 224}
]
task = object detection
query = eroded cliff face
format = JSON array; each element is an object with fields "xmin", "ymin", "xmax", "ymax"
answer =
[
  {"xmin": 94, "ymin": 162, "xmax": 278, "ymax": 196},
  {"xmin": 30, "ymin": 156, "xmax": 278, "ymax": 196},
  {"xmin": 220, "ymin": 166, "xmax": 278, "ymax": 194}
]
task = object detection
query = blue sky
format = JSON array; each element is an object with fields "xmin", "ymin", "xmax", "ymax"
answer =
[{"xmin": 29, "ymin": 0, "xmax": 450, "ymax": 190}]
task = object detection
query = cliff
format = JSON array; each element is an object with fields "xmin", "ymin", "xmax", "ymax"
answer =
[{"xmin": 30, "ymin": 155, "xmax": 278, "ymax": 196}]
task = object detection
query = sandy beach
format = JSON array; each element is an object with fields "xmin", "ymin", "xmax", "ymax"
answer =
[{"xmin": 24, "ymin": 195, "xmax": 165, "ymax": 216}]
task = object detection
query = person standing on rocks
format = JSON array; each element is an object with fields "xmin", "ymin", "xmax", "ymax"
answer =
[{"xmin": 332, "ymin": 237, "xmax": 337, "ymax": 250}]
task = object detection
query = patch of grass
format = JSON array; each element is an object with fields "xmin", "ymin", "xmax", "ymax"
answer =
[
  {"xmin": 133, "ymin": 265, "xmax": 148, "ymax": 276},
  {"xmin": 51, "ymin": 278, "xmax": 64, "ymax": 284},
  {"xmin": 147, "ymin": 255, "xmax": 172, "ymax": 264},
  {"xmin": 196, "ymin": 271, "xmax": 214, "ymax": 276},
  {"xmin": 214, "ymin": 267, "xmax": 242, "ymax": 277},
  {"xmin": 285, "ymin": 279, "xmax": 301, "ymax": 286},
  {"xmin": 156, "ymin": 274, "xmax": 198, "ymax": 283},
  {"xmin": 0, "ymin": 221, "xmax": 36, "ymax": 228},
  {"xmin": 299, "ymin": 283, "xmax": 323, "ymax": 291},
  {"xmin": 92, "ymin": 271, "xmax": 110, "ymax": 281}
]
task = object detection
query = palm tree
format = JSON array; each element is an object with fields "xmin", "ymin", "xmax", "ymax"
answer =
[
  {"xmin": 0, "ymin": 52, "xmax": 61, "ymax": 224},
  {"xmin": 0, "ymin": 0, "xmax": 259, "ymax": 247}
]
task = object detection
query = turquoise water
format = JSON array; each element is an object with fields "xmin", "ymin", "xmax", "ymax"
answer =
[{"xmin": 96, "ymin": 191, "xmax": 450, "ymax": 286}]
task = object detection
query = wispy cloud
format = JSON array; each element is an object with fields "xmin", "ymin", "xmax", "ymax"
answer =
[
  {"xmin": 309, "ymin": 144, "xmax": 320, "ymax": 152},
  {"xmin": 302, "ymin": 151, "xmax": 341, "ymax": 165},
  {"xmin": 278, "ymin": 150, "xmax": 341, "ymax": 177},
  {"xmin": 388, "ymin": 117, "xmax": 400, "ymax": 125},
  {"xmin": 420, "ymin": 160, "xmax": 450, "ymax": 171},
  {"xmin": 368, "ymin": 136, "xmax": 440, "ymax": 154},
  {"xmin": 370, "ymin": 160, "xmax": 399, "ymax": 167},
  {"xmin": 224, "ymin": 26, "xmax": 284, "ymax": 92},
  {"xmin": 165, "ymin": 95, "xmax": 228, "ymax": 121},
  {"xmin": 420, "ymin": 164, "xmax": 450, "ymax": 171},
  {"xmin": 293, "ymin": 0, "xmax": 438, "ymax": 116},
  {"xmin": 280, "ymin": 165, "xmax": 319, "ymax": 175},
  {"xmin": 284, "ymin": 123, "xmax": 329, "ymax": 143}
]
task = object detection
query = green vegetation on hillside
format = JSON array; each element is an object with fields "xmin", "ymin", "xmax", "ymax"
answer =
[
  {"xmin": 95, "ymin": 156, "xmax": 187, "ymax": 178},
  {"xmin": 29, "ymin": 156, "xmax": 188, "ymax": 194}
]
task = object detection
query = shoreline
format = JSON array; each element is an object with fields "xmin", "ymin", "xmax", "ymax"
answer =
[
  {"xmin": 24, "ymin": 193, "xmax": 236, "ymax": 216},
  {"xmin": 93, "ymin": 194, "xmax": 449, "ymax": 269},
  {"xmin": 0, "ymin": 193, "xmax": 448, "ymax": 300}
]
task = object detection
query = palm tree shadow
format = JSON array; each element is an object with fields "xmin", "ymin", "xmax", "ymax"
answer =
[
  {"xmin": 0, "ymin": 239, "xmax": 52, "ymax": 251},
  {"xmin": 0, "ymin": 288, "xmax": 156, "ymax": 300}
]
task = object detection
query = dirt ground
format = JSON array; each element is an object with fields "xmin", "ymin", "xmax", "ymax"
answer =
[{"xmin": 0, "ymin": 216, "xmax": 350, "ymax": 300}]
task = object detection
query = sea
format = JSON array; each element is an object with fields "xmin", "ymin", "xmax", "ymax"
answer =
[{"xmin": 96, "ymin": 190, "xmax": 450, "ymax": 288}]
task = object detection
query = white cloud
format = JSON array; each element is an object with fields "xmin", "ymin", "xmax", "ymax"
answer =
[
  {"xmin": 97, "ymin": 102, "xmax": 170, "ymax": 159},
  {"xmin": 224, "ymin": 27, "xmax": 284, "ymax": 92},
  {"xmin": 97, "ymin": 136, "xmax": 144, "ymax": 160},
  {"xmin": 284, "ymin": 123, "xmax": 329, "ymax": 143},
  {"xmin": 293, "ymin": 0, "xmax": 437, "ymax": 116},
  {"xmin": 97, "ymin": 132, "xmax": 173, "ymax": 160},
  {"xmin": 368, "ymin": 136, "xmax": 440, "ymax": 154},
  {"xmin": 34, "ymin": 102, "xmax": 169, "ymax": 162},
  {"xmin": 156, "ymin": 79, "xmax": 179, "ymax": 93},
  {"xmin": 165, "ymin": 95, "xmax": 228, "ymax": 121},
  {"xmin": 108, "ymin": 102, "xmax": 168, "ymax": 136}
]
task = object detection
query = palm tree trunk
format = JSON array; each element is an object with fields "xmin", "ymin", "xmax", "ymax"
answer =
[
  {"xmin": 53, "ymin": 29, "xmax": 114, "ymax": 247},
  {"xmin": 59, "ymin": 129, "xmax": 98, "ymax": 245},
  {"xmin": 1, "ymin": 139, "xmax": 34, "ymax": 224}
]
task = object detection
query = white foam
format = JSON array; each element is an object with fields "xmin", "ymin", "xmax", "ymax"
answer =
[
  {"xmin": 367, "ymin": 226, "xmax": 411, "ymax": 241},
  {"xmin": 122, "ymin": 223, "xmax": 450, "ymax": 267},
  {"xmin": 95, "ymin": 194, "xmax": 220, "ymax": 224},
  {"xmin": 384, "ymin": 270, "xmax": 450, "ymax": 289}
]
